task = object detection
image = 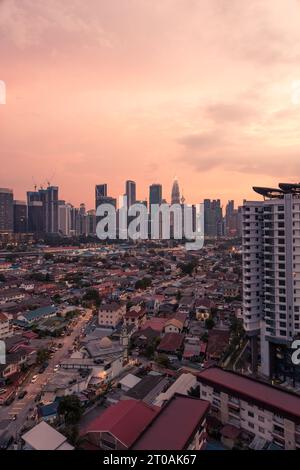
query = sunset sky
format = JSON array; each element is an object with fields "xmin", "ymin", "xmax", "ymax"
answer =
[{"xmin": 1, "ymin": 0, "xmax": 300, "ymax": 209}]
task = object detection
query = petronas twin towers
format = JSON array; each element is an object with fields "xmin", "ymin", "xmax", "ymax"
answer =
[{"xmin": 171, "ymin": 178, "xmax": 181, "ymax": 205}]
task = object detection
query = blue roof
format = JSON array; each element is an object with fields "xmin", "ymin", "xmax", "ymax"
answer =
[
  {"xmin": 23, "ymin": 305, "xmax": 57, "ymax": 322},
  {"xmin": 38, "ymin": 401, "xmax": 59, "ymax": 417}
]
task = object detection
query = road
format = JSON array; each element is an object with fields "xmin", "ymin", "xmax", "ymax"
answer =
[{"xmin": 0, "ymin": 308, "xmax": 93, "ymax": 444}]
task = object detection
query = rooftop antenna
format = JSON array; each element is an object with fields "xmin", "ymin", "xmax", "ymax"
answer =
[{"xmin": 31, "ymin": 176, "xmax": 37, "ymax": 192}]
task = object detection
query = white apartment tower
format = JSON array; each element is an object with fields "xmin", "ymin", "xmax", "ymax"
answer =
[{"xmin": 243, "ymin": 183, "xmax": 300, "ymax": 381}]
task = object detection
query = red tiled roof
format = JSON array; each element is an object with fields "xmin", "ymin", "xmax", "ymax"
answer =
[
  {"xmin": 158, "ymin": 333, "xmax": 184, "ymax": 352},
  {"xmin": 142, "ymin": 317, "xmax": 166, "ymax": 332},
  {"xmin": 82, "ymin": 400, "xmax": 159, "ymax": 448},
  {"xmin": 133, "ymin": 394, "xmax": 209, "ymax": 450},
  {"xmin": 197, "ymin": 367, "xmax": 300, "ymax": 421}
]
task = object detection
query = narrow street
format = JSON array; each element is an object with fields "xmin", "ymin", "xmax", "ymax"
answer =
[{"xmin": 0, "ymin": 308, "xmax": 93, "ymax": 443}]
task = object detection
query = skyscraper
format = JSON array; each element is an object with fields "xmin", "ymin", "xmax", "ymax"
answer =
[
  {"xmin": 27, "ymin": 185, "xmax": 59, "ymax": 234},
  {"xmin": 171, "ymin": 179, "xmax": 180, "ymax": 205},
  {"xmin": 95, "ymin": 184, "xmax": 108, "ymax": 209},
  {"xmin": 204, "ymin": 199, "xmax": 223, "ymax": 237},
  {"xmin": 149, "ymin": 184, "xmax": 162, "ymax": 206},
  {"xmin": 58, "ymin": 203, "xmax": 72, "ymax": 236},
  {"xmin": 242, "ymin": 183, "xmax": 300, "ymax": 382},
  {"xmin": 125, "ymin": 180, "xmax": 136, "ymax": 208},
  {"xmin": 0, "ymin": 188, "xmax": 13, "ymax": 233},
  {"xmin": 28, "ymin": 201, "xmax": 44, "ymax": 233},
  {"xmin": 13, "ymin": 200, "xmax": 27, "ymax": 233}
]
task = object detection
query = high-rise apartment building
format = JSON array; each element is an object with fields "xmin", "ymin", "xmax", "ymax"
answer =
[
  {"xmin": 13, "ymin": 200, "xmax": 27, "ymax": 233},
  {"xmin": 27, "ymin": 186, "xmax": 59, "ymax": 233},
  {"xmin": 0, "ymin": 188, "xmax": 13, "ymax": 233},
  {"xmin": 27, "ymin": 201, "xmax": 44, "ymax": 233},
  {"xmin": 204, "ymin": 199, "xmax": 223, "ymax": 237},
  {"xmin": 242, "ymin": 183, "xmax": 300, "ymax": 382},
  {"xmin": 58, "ymin": 202, "xmax": 72, "ymax": 236}
]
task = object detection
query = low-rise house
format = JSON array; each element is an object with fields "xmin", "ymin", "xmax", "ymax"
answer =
[
  {"xmin": 81, "ymin": 399, "xmax": 159, "ymax": 450},
  {"xmin": 124, "ymin": 306, "xmax": 146, "ymax": 329},
  {"xmin": 21, "ymin": 421, "xmax": 74, "ymax": 450},
  {"xmin": 157, "ymin": 333, "xmax": 184, "ymax": 356},
  {"xmin": 142, "ymin": 317, "xmax": 166, "ymax": 334},
  {"xmin": 123, "ymin": 373, "xmax": 169, "ymax": 405},
  {"xmin": 119, "ymin": 373, "xmax": 142, "ymax": 392},
  {"xmin": 164, "ymin": 318, "xmax": 184, "ymax": 334},
  {"xmin": 0, "ymin": 289, "xmax": 25, "ymax": 304},
  {"xmin": 18, "ymin": 305, "xmax": 57, "ymax": 325},
  {"xmin": 178, "ymin": 296, "xmax": 194, "ymax": 314},
  {"xmin": 183, "ymin": 336, "xmax": 201, "ymax": 360},
  {"xmin": 154, "ymin": 373, "xmax": 197, "ymax": 407},
  {"xmin": 60, "ymin": 354, "xmax": 123, "ymax": 385},
  {"xmin": 37, "ymin": 401, "xmax": 59, "ymax": 424},
  {"xmin": 41, "ymin": 369, "xmax": 92, "ymax": 404},
  {"xmin": 0, "ymin": 312, "xmax": 11, "ymax": 339},
  {"xmin": 132, "ymin": 394, "xmax": 210, "ymax": 450}
]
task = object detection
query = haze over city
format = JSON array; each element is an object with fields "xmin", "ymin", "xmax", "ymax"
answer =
[{"xmin": 2, "ymin": 0, "xmax": 300, "ymax": 207}]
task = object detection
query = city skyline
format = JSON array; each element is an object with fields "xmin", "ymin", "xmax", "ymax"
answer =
[
  {"xmin": 1, "ymin": 177, "xmax": 239, "ymax": 212},
  {"xmin": 2, "ymin": 1, "xmax": 300, "ymax": 208}
]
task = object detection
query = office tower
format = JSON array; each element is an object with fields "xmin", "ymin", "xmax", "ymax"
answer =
[
  {"xmin": 13, "ymin": 200, "xmax": 27, "ymax": 233},
  {"xmin": 95, "ymin": 184, "xmax": 108, "ymax": 209},
  {"xmin": 125, "ymin": 180, "xmax": 136, "ymax": 208},
  {"xmin": 0, "ymin": 188, "xmax": 13, "ymax": 233},
  {"xmin": 149, "ymin": 184, "xmax": 162, "ymax": 206},
  {"xmin": 58, "ymin": 203, "xmax": 71, "ymax": 236},
  {"xmin": 28, "ymin": 201, "xmax": 44, "ymax": 233},
  {"xmin": 171, "ymin": 179, "xmax": 180, "ymax": 205},
  {"xmin": 204, "ymin": 199, "xmax": 223, "ymax": 237},
  {"xmin": 242, "ymin": 183, "xmax": 300, "ymax": 382}
]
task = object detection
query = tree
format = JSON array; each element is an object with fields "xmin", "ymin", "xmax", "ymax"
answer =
[
  {"xmin": 36, "ymin": 348, "xmax": 50, "ymax": 364},
  {"xmin": 60, "ymin": 425, "xmax": 79, "ymax": 446},
  {"xmin": 58, "ymin": 395, "xmax": 82, "ymax": 425},
  {"xmin": 135, "ymin": 277, "xmax": 152, "ymax": 290},
  {"xmin": 178, "ymin": 261, "xmax": 197, "ymax": 276},
  {"xmin": 83, "ymin": 288, "xmax": 101, "ymax": 306},
  {"xmin": 155, "ymin": 354, "xmax": 171, "ymax": 368}
]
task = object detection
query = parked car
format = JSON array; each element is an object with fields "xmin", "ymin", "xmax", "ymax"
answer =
[
  {"xmin": 0, "ymin": 435, "xmax": 13, "ymax": 450},
  {"xmin": 18, "ymin": 390, "xmax": 28, "ymax": 400}
]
